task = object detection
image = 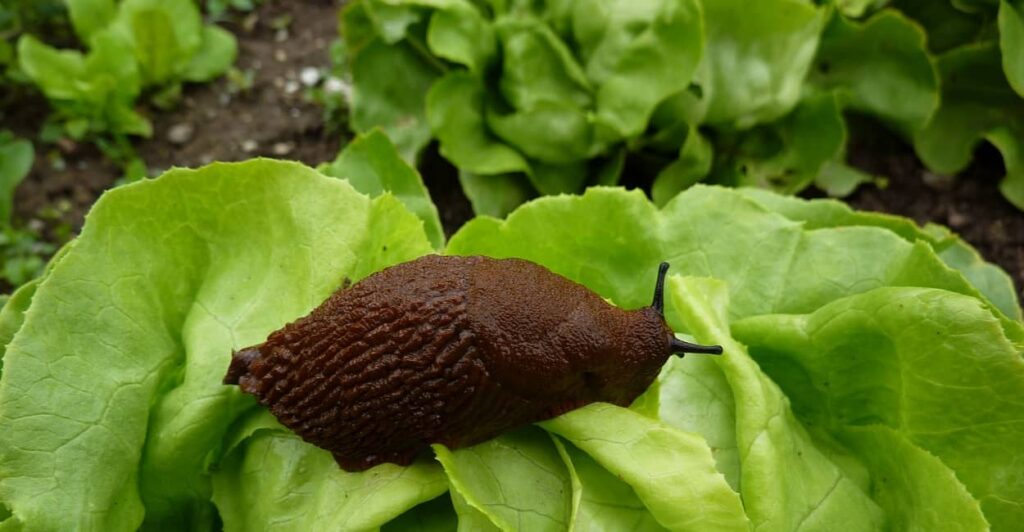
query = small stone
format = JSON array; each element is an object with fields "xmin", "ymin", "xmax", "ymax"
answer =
[
  {"xmin": 289, "ymin": 108, "xmax": 302, "ymax": 118},
  {"xmin": 241, "ymin": 140, "xmax": 259, "ymax": 153},
  {"xmin": 300, "ymin": 67, "xmax": 321, "ymax": 87},
  {"xmin": 56, "ymin": 137, "xmax": 78, "ymax": 154},
  {"xmin": 275, "ymin": 29, "xmax": 289, "ymax": 43},
  {"xmin": 272, "ymin": 141, "xmax": 295, "ymax": 156},
  {"xmin": 167, "ymin": 123, "xmax": 194, "ymax": 145},
  {"xmin": 324, "ymin": 77, "xmax": 352, "ymax": 101},
  {"xmin": 199, "ymin": 153, "xmax": 215, "ymax": 165},
  {"xmin": 284, "ymin": 80, "xmax": 301, "ymax": 95},
  {"xmin": 922, "ymin": 171, "xmax": 955, "ymax": 190},
  {"xmin": 242, "ymin": 13, "xmax": 259, "ymax": 33},
  {"xmin": 274, "ymin": 49, "xmax": 288, "ymax": 62},
  {"xmin": 947, "ymin": 208, "xmax": 969, "ymax": 228}
]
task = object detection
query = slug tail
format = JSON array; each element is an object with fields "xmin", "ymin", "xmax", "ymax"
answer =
[{"xmin": 224, "ymin": 347, "xmax": 261, "ymax": 385}]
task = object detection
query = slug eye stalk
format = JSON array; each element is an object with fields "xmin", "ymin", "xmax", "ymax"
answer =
[{"xmin": 652, "ymin": 261, "xmax": 724, "ymax": 356}]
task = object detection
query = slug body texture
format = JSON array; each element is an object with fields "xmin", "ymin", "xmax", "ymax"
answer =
[{"xmin": 225, "ymin": 255, "xmax": 679, "ymax": 471}]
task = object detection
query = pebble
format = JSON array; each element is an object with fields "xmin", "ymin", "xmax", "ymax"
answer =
[
  {"xmin": 324, "ymin": 77, "xmax": 351, "ymax": 99},
  {"xmin": 948, "ymin": 208, "xmax": 968, "ymax": 228},
  {"xmin": 284, "ymin": 80, "xmax": 301, "ymax": 95},
  {"xmin": 272, "ymin": 142, "xmax": 295, "ymax": 156},
  {"xmin": 922, "ymin": 171, "xmax": 955, "ymax": 190},
  {"xmin": 300, "ymin": 67, "xmax": 321, "ymax": 87},
  {"xmin": 275, "ymin": 49, "xmax": 288, "ymax": 62},
  {"xmin": 167, "ymin": 123, "xmax": 195, "ymax": 145},
  {"xmin": 241, "ymin": 140, "xmax": 259, "ymax": 153}
]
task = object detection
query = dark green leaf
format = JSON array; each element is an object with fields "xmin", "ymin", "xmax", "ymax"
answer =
[
  {"xmin": 351, "ymin": 38, "xmax": 441, "ymax": 162},
  {"xmin": 427, "ymin": 72, "xmax": 529, "ymax": 174},
  {"xmin": 319, "ymin": 130, "xmax": 445, "ymax": 249},
  {"xmin": 811, "ymin": 10, "xmax": 939, "ymax": 133}
]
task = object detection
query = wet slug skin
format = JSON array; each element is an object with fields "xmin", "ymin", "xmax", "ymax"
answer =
[{"xmin": 224, "ymin": 256, "xmax": 720, "ymax": 471}]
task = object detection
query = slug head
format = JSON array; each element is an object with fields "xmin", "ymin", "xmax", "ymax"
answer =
[{"xmin": 582, "ymin": 262, "xmax": 722, "ymax": 405}]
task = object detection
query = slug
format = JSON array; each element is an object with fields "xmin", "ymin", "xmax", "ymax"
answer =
[{"xmin": 224, "ymin": 255, "xmax": 721, "ymax": 471}]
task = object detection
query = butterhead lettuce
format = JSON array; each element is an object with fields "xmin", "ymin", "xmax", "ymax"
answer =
[{"xmin": 0, "ymin": 158, "xmax": 1021, "ymax": 530}]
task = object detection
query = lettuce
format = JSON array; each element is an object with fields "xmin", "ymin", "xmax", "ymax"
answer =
[
  {"xmin": 17, "ymin": 0, "xmax": 236, "ymax": 140},
  {"xmin": 340, "ymin": 0, "xmax": 1024, "ymax": 211},
  {"xmin": 0, "ymin": 159, "xmax": 1021, "ymax": 530}
]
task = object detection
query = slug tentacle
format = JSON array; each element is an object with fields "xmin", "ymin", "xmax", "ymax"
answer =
[
  {"xmin": 651, "ymin": 261, "xmax": 723, "ymax": 356},
  {"xmin": 652, "ymin": 261, "xmax": 670, "ymax": 316},
  {"xmin": 671, "ymin": 337, "xmax": 724, "ymax": 356}
]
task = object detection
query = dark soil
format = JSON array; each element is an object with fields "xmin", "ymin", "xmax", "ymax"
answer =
[
  {"xmin": 842, "ymin": 117, "xmax": 1024, "ymax": 305},
  {"xmin": 10, "ymin": 0, "xmax": 345, "ymax": 235},
  {"xmin": 4, "ymin": 1, "xmax": 1023, "ymax": 308}
]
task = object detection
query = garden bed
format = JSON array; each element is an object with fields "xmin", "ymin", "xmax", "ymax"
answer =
[{"xmin": 7, "ymin": 0, "xmax": 1023, "ymax": 306}]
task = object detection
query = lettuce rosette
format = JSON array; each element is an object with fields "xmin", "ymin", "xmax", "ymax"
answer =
[
  {"xmin": 0, "ymin": 145, "xmax": 1021, "ymax": 530},
  {"xmin": 342, "ymin": 0, "xmax": 1024, "ymax": 213}
]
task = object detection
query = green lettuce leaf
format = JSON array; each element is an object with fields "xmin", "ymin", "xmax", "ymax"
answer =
[
  {"xmin": 380, "ymin": 493, "xmax": 458, "ymax": 532},
  {"xmin": 65, "ymin": 0, "xmax": 116, "ymax": 43},
  {"xmin": 426, "ymin": 1, "xmax": 496, "ymax": 73},
  {"xmin": 18, "ymin": 30, "xmax": 150, "ymax": 138},
  {"xmin": 433, "ymin": 427, "xmax": 573, "ymax": 531},
  {"xmin": 456, "ymin": 170, "xmax": 534, "ymax": 219},
  {"xmin": 732, "ymin": 286, "xmax": 1024, "ymax": 530},
  {"xmin": 572, "ymin": 0, "xmax": 703, "ymax": 139},
  {"xmin": 427, "ymin": 72, "xmax": 530, "ymax": 175},
  {"xmin": 733, "ymin": 188, "xmax": 1022, "ymax": 320},
  {"xmin": 0, "ymin": 134, "xmax": 33, "ymax": 225},
  {"xmin": 541, "ymin": 403, "xmax": 749, "ymax": 531},
  {"xmin": 652, "ymin": 354, "xmax": 740, "ymax": 489},
  {"xmin": 351, "ymin": 38, "xmax": 442, "ymax": 163},
  {"xmin": 699, "ymin": 0, "xmax": 827, "ymax": 127},
  {"xmin": 0, "ymin": 279, "xmax": 38, "ymax": 375},
  {"xmin": 0, "ymin": 160, "xmax": 432, "ymax": 529},
  {"xmin": 840, "ymin": 425, "xmax": 989, "ymax": 531},
  {"xmin": 810, "ymin": 10, "xmax": 939, "ymax": 134},
  {"xmin": 651, "ymin": 126, "xmax": 712, "ymax": 206},
  {"xmin": 447, "ymin": 186, "xmax": 1017, "ymax": 335},
  {"xmin": 550, "ymin": 437, "xmax": 667, "ymax": 531},
  {"xmin": 2, "ymin": 161, "xmax": 1021, "ymax": 530},
  {"xmin": 913, "ymin": 42, "xmax": 1024, "ymax": 210},
  {"xmin": 181, "ymin": 25, "xmax": 238, "ymax": 83},
  {"xmin": 1000, "ymin": 0, "xmax": 1024, "ymax": 96},
  {"xmin": 669, "ymin": 276, "xmax": 885, "ymax": 530},
  {"xmin": 213, "ymin": 413, "xmax": 449, "ymax": 531},
  {"xmin": 320, "ymin": 130, "xmax": 445, "ymax": 249},
  {"xmin": 710, "ymin": 91, "xmax": 846, "ymax": 194}
]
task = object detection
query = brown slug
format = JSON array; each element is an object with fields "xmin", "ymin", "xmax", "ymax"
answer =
[{"xmin": 224, "ymin": 255, "xmax": 721, "ymax": 471}]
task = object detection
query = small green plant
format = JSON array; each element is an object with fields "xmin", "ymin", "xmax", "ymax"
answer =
[
  {"xmin": 205, "ymin": 0, "xmax": 266, "ymax": 19},
  {"xmin": 0, "ymin": 131, "xmax": 54, "ymax": 290},
  {"xmin": 17, "ymin": 0, "xmax": 237, "ymax": 142}
]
